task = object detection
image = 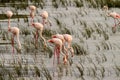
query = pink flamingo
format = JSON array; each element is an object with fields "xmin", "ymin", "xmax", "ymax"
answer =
[
  {"xmin": 29, "ymin": 5, "xmax": 36, "ymax": 23},
  {"xmin": 48, "ymin": 38, "xmax": 67, "ymax": 64},
  {"xmin": 52, "ymin": 34, "xmax": 74, "ymax": 59},
  {"xmin": 6, "ymin": 11, "xmax": 21, "ymax": 53},
  {"xmin": 29, "ymin": 5, "xmax": 47, "ymax": 48},
  {"xmin": 40, "ymin": 11, "xmax": 52, "ymax": 26},
  {"xmin": 103, "ymin": 6, "xmax": 120, "ymax": 32},
  {"xmin": 63, "ymin": 34, "xmax": 74, "ymax": 57},
  {"xmin": 32, "ymin": 22, "xmax": 47, "ymax": 48}
]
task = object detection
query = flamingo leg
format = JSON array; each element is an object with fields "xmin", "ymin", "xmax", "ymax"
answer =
[
  {"xmin": 11, "ymin": 35, "xmax": 14, "ymax": 54},
  {"xmin": 114, "ymin": 19, "xmax": 117, "ymax": 27},
  {"xmin": 35, "ymin": 30, "xmax": 38, "ymax": 48},
  {"xmin": 69, "ymin": 47, "xmax": 74, "ymax": 57},
  {"xmin": 56, "ymin": 47, "xmax": 60, "ymax": 64},
  {"xmin": 42, "ymin": 19, "xmax": 45, "ymax": 26},
  {"xmin": 63, "ymin": 46, "xmax": 68, "ymax": 60},
  {"xmin": 53, "ymin": 46, "xmax": 57, "ymax": 65},
  {"xmin": 48, "ymin": 19, "xmax": 52, "ymax": 27}
]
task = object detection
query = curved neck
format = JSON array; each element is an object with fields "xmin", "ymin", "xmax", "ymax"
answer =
[
  {"xmin": 42, "ymin": 19, "xmax": 45, "ymax": 26},
  {"xmin": 16, "ymin": 34, "xmax": 21, "ymax": 50},
  {"xmin": 39, "ymin": 30, "xmax": 46, "ymax": 46},
  {"xmin": 30, "ymin": 11, "xmax": 35, "ymax": 25}
]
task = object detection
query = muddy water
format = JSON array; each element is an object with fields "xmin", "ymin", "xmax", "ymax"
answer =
[{"xmin": 0, "ymin": 1, "xmax": 120, "ymax": 80}]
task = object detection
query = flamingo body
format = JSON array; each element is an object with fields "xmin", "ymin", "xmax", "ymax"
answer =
[
  {"xmin": 32, "ymin": 22, "xmax": 43, "ymax": 31},
  {"xmin": 52, "ymin": 34, "xmax": 65, "ymax": 44},
  {"xmin": 109, "ymin": 12, "xmax": 120, "ymax": 19},
  {"xmin": 63, "ymin": 34, "xmax": 72, "ymax": 48},
  {"xmin": 48, "ymin": 38, "xmax": 62, "ymax": 48},
  {"xmin": 40, "ymin": 11, "xmax": 48, "ymax": 19},
  {"xmin": 48, "ymin": 38, "xmax": 67, "ymax": 64},
  {"xmin": 6, "ymin": 11, "xmax": 13, "ymax": 18}
]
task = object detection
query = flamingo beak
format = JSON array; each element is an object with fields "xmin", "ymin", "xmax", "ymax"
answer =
[
  {"xmin": 48, "ymin": 39, "xmax": 54, "ymax": 43},
  {"xmin": 31, "ymin": 23, "xmax": 35, "ymax": 27},
  {"xmin": 52, "ymin": 35, "xmax": 57, "ymax": 38}
]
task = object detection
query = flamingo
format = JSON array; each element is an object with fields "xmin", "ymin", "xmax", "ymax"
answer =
[
  {"xmin": 29, "ymin": 5, "xmax": 36, "ymax": 23},
  {"xmin": 29, "ymin": 5, "xmax": 47, "ymax": 48},
  {"xmin": 52, "ymin": 34, "xmax": 74, "ymax": 59},
  {"xmin": 6, "ymin": 11, "xmax": 21, "ymax": 54},
  {"xmin": 63, "ymin": 34, "xmax": 74, "ymax": 57},
  {"xmin": 32, "ymin": 22, "xmax": 47, "ymax": 48},
  {"xmin": 40, "ymin": 11, "xmax": 52, "ymax": 26},
  {"xmin": 103, "ymin": 6, "xmax": 120, "ymax": 32},
  {"xmin": 48, "ymin": 38, "xmax": 67, "ymax": 64}
]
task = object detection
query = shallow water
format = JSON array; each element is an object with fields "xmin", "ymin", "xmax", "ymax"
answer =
[{"xmin": 0, "ymin": 0, "xmax": 120, "ymax": 80}]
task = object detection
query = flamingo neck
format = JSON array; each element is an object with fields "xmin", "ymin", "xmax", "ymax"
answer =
[
  {"xmin": 16, "ymin": 34, "xmax": 21, "ymax": 50},
  {"xmin": 39, "ymin": 30, "xmax": 47, "ymax": 47},
  {"xmin": 8, "ymin": 18, "xmax": 11, "ymax": 28},
  {"xmin": 56, "ymin": 46, "xmax": 60, "ymax": 64},
  {"xmin": 30, "ymin": 16, "xmax": 34, "ymax": 26},
  {"xmin": 42, "ymin": 19, "xmax": 45, "ymax": 26}
]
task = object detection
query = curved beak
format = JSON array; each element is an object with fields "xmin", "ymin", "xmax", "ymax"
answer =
[
  {"xmin": 48, "ymin": 39, "xmax": 54, "ymax": 43},
  {"xmin": 52, "ymin": 35, "xmax": 57, "ymax": 38}
]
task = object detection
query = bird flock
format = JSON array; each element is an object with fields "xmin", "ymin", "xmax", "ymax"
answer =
[
  {"xmin": 6, "ymin": 5, "xmax": 119, "ymax": 65},
  {"xmin": 6, "ymin": 5, "xmax": 74, "ymax": 64}
]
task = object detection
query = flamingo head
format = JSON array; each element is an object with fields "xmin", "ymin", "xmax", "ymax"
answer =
[
  {"xmin": 6, "ymin": 11, "xmax": 13, "ymax": 18},
  {"xmin": 52, "ymin": 35, "xmax": 57, "ymax": 38},
  {"xmin": 48, "ymin": 39, "xmax": 54, "ymax": 43}
]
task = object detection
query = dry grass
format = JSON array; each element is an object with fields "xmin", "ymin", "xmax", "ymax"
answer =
[{"xmin": 72, "ymin": 43, "xmax": 88, "ymax": 55}]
